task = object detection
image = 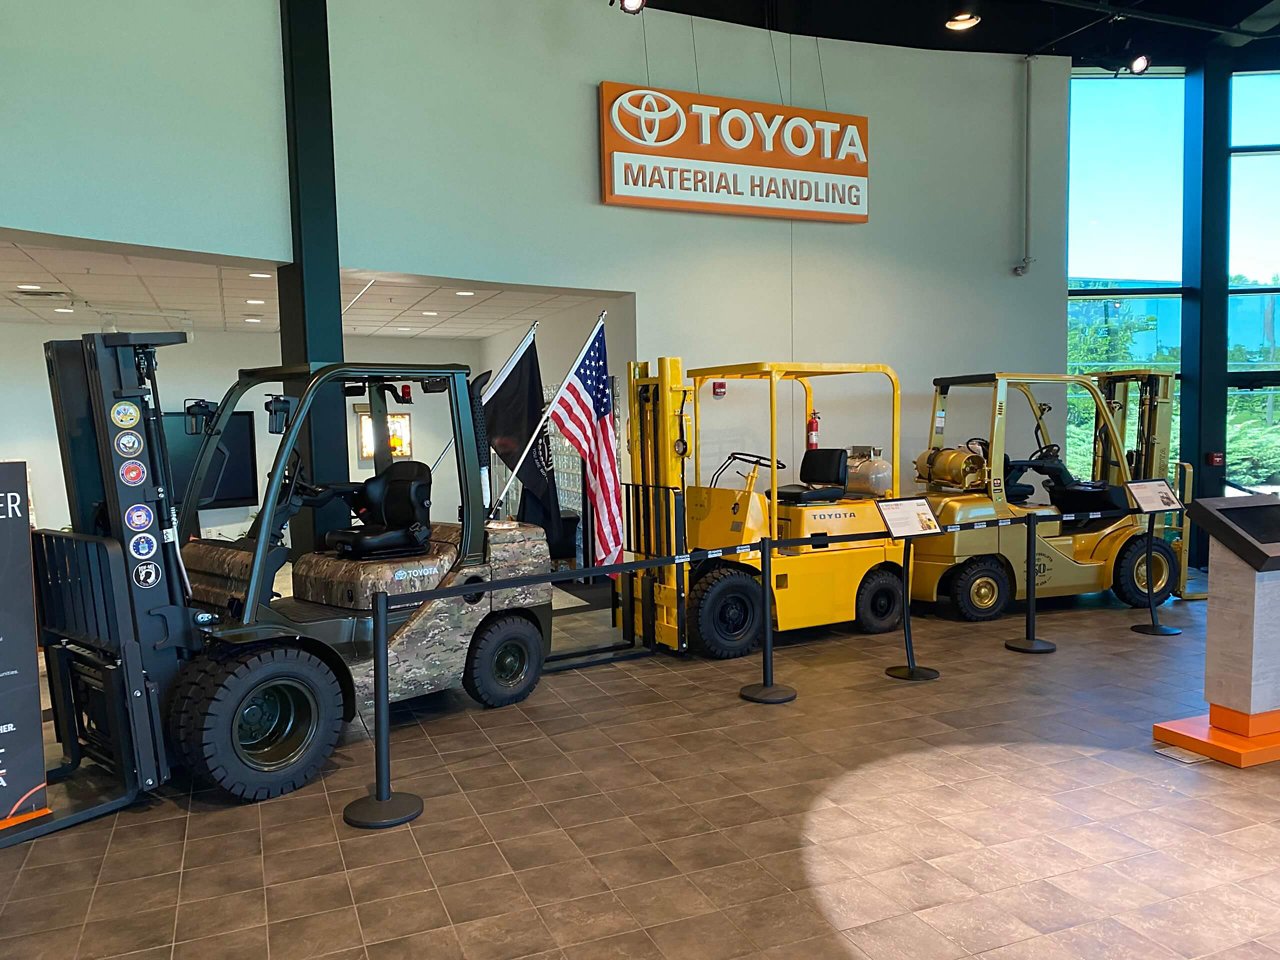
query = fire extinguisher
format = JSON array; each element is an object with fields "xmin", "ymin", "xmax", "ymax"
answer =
[{"xmin": 806, "ymin": 410, "xmax": 821, "ymax": 450}]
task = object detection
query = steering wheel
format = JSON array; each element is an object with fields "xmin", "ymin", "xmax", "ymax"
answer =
[
  {"xmin": 710, "ymin": 451, "xmax": 787, "ymax": 488},
  {"xmin": 965, "ymin": 437, "xmax": 990, "ymax": 460},
  {"xmin": 1030, "ymin": 443, "xmax": 1061, "ymax": 461}
]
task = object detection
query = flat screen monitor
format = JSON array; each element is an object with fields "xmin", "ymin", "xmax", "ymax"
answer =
[
  {"xmin": 162, "ymin": 412, "xmax": 259, "ymax": 510},
  {"xmin": 1220, "ymin": 504, "xmax": 1280, "ymax": 545}
]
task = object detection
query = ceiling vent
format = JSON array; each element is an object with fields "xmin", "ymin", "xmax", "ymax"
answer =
[{"xmin": 14, "ymin": 289, "xmax": 70, "ymax": 300}]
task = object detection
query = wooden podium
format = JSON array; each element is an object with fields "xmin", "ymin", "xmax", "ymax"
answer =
[{"xmin": 1154, "ymin": 495, "xmax": 1280, "ymax": 766}]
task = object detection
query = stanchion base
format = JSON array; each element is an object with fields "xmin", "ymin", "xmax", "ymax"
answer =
[
  {"xmin": 886, "ymin": 665, "xmax": 940, "ymax": 682},
  {"xmin": 1132, "ymin": 623, "xmax": 1182, "ymax": 636},
  {"xmin": 1005, "ymin": 637, "xmax": 1057, "ymax": 654},
  {"xmin": 343, "ymin": 791, "xmax": 423, "ymax": 829},
  {"xmin": 740, "ymin": 683, "xmax": 797, "ymax": 704}
]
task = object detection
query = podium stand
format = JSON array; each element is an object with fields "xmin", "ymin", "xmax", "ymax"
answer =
[{"xmin": 1154, "ymin": 494, "xmax": 1280, "ymax": 766}]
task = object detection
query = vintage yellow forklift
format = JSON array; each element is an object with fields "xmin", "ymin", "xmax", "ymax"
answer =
[
  {"xmin": 624, "ymin": 358, "xmax": 905, "ymax": 658},
  {"xmin": 911, "ymin": 371, "xmax": 1189, "ymax": 620}
]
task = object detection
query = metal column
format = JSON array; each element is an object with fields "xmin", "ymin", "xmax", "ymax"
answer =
[{"xmin": 278, "ymin": 0, "xmax": 348, "ymax": 553}]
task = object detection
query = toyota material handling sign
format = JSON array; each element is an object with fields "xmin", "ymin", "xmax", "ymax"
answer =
[{"xmin": 599, "ymin": 81, "xmax": 869, "ymax": 223}]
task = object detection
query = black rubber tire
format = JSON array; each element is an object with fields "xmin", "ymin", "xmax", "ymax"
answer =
[
  {"xmin": 1112, "ymin": 535, "xmax": 1178, "ymax": 609},
  {"xmin": 856, "ymin": 568, "xmax": 904, "ymax": 633},
  {"xmin": 688, "ymin": 566, "xmax": 763, "ymax": 659},
  {"xmin": 463, "ymin": 615, "xmax": 545, "ymax": 707},
  {"xmin": 165, "ymin": 654, "xmax": 218, "ymax": 775},
  {"xmin": 949, "ymin": 556, "xmax": 1012, "ymax": 621},
  {"xmin": 174, "ymin": 645, "xmax": 343, "ymax": 802}
]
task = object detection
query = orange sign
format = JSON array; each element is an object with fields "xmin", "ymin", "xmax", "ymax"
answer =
[{"xmin": 599, "ymin": 81, "xmax": 869, "ymax": 224}]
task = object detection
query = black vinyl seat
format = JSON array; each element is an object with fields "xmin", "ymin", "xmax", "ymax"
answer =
[
  {"xmin": 773, "ymin": 448, "xmax": 848, "ymax": 504},
  {"xmin": 324, "ymin": 460, "xmax": 433, "ymax": 560}
]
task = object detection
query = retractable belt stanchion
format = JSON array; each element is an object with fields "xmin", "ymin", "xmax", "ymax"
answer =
[
  {"xmin": 740, "ymin": 538, "xmax": 797, "ymax": 704},
  {"xmin": 1006, "ymin": 512, "xmax": 1056, "ymax": 654},
  {"xmin": 344, "ymin": 592, "xmax": 424, "ymax": 829},
  {"xmin": 886, "ymin": 539, "xmax": 940, "ymax": 682},
  {"xmin": 1132, "ymin": 511, "xmax": 1181, "ymax": 637}
]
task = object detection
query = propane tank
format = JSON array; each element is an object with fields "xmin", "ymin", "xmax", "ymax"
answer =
[
  {"xmin": 846, "ymin": 446, "xmax": 893, "ymax": 497},
  {"xmin": 806, "ymin": 411, "xmax": 821, "ymax": 450},
  {"xmin": 915, "ymin": 447, "xmax": 986, "ymax": 489}
]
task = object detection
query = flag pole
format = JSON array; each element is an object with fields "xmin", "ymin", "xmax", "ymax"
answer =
[
  {"xmin": 431, "ymin": 322, "xmax": 539, "ymax": 473},
  {"xmin": 490, "ymin": 311, "xmax": 607, "ymax": 519}
]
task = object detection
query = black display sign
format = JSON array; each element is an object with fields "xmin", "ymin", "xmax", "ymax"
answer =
[{"xmin": 0, "ymin": 462, "xmax": 48, "ymax": 828}]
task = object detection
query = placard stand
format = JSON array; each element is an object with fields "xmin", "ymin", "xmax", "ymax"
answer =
[
  {"xmin": 877, "ymin": 499, "xmax": 941, "ymax": 682},
  {"xmin": 1126, "ymin": 480, "xmax": 1182, "ymax": 638}
]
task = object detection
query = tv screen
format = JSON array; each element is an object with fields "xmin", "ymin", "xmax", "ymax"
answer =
[{"xmin": 162, "ymin": 411, "xmax": 259, "ymax": 510}]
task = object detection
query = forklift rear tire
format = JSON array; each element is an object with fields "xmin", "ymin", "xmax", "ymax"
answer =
[
  {"xmin": 949, "ymin": 557, "xmax": 1011, "ymax": 621},
  {"xmin": 688, "ymin": 566, "xmax": 763, "ymax": 659},
  {"xmin": 175, "ymin": 645, "xmax": 344, "ymax": 802},
  {"xmin": 1113, "ymin": 535, "xmax": 1177, "ymax": 609},
  {"xmin": 856, "ymin": 568, "xmax": 904, "ymax": 633},
  {"xmin": 463, "ymin": 615, "xmax": 545, "ymax": 707}
]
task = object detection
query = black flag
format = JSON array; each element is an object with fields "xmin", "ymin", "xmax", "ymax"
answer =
[{"xmin": 484, "ymin": 339, "xmax": 563, "ymax": 544}]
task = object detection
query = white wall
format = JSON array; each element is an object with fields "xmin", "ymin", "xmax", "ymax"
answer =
[
  {"xmin": 328, "ymin": 0, "xmax": 1070, "ymax": 485},
  {"xmin": 0, "ymin": 1, "xmax": 291, "ymax": 263},
  {"xmin": 1, "ymin": 323, "xmax": 482, "ymax": 537}
]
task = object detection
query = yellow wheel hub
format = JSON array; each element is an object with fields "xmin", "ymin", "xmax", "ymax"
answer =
[
  {"xmin": 1135, "ymin": 553, "xmax": 1170, "ymax": 593},
  {"xmin": 970, "ymin": 575, "xmax": 1000, "ymax": 610}
]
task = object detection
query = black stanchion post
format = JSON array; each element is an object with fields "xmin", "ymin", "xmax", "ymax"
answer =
[
  {"xmin": 344, "ymin": 592, "xmax": 424, "ymax": 829},
  {"xmin": 886, "ymin": 539, "xmax": 940, "ymax": 681},
  {"xmin": 1132, "ymin": 512, "xmax": 1181, "ymax": 637},
  {"xmin": 1006, "ymin": 512, "xmax": 1056, "ymax": 654},
  {"xmin": 740, "ymin": 538, "xmax": 797, "ymax": 704}
]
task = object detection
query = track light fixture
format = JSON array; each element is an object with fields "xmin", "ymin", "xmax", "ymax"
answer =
[
  {"xmin": 610, "ymin": 0, "xmax": 646, "ymax": 12},
  {"xmin": 1129, "ymin": 54, "xmax": 1151, "ymax": 74},
  {"xmin": 945, "ymin": 11, "xmax": 981, "ymax": 31}
]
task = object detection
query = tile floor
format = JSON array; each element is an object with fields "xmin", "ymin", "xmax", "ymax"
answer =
[{"xmin": 8, "ymin": 592, "xmax": 1280, "ymax": 960}]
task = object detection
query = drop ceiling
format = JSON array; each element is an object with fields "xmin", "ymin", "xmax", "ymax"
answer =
[{"xmin": 0, "ymin": 241, "xmax": 614, "ymax": 339}]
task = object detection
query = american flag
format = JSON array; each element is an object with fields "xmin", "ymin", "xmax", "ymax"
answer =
[{"xmin": 550, "ymin": 321, "xmax": 622, "ymax": 567}]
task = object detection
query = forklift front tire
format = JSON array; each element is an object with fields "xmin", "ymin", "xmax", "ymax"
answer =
[
  {"xmin": 1113, "ymin": 535, "xmax": 1177, "ymax": 609},
  {"xmin": 175, "ymin": 645, "xmax": 344, "ymax": 802},
  {"xmin": 856, "ymin": 568, "xmax": 904, "ymax": 633},
  {"xmin": 949, "ymin": 557, "xmax": 1011, "ymax": 621},
  {"xmin": 688, "ymin": 566, "xmax": 764, "ymax": 659},
  {"xmin": 464, "ymin": 615, "xmax": 545, "ymax": 708}
]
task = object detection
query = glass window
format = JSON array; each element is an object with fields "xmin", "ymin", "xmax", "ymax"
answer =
[
  {"xmin": 1066, "ymin": 294, "xmax": 1181, "ymax": 479},
  {"xmin": 1068, "ymin": 77, "xmax": 1185, "ymax": 287},
  {"xmin": 1228, "ymin": 386, "xmax": 1280, "ymax": 493},
  {"xmin": 1231, "ymin": 72, "xmax": 1280, "ymax": 148},
  {"xmin": 1229, "ymin": 292, "xmax": 1280, "ymax": 370},
  {"xmin": 1229, "ymin": 154, "xmax": 1280, "ymax": 288}
]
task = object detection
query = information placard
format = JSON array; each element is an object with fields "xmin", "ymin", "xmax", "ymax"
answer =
[
  {"xmin": 0, "ymin": 461, "xmax": 48, "ymax": 829},
  {"xmin": 876, "ymin": 497, "xmax": 943, "ymax": 539},
  {"xmin": 1127, "ymin": 479, "xmax": 1183, "ymax": 515}
]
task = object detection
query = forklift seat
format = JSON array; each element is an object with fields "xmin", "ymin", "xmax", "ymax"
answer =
[
  {"xmin": 773, "ymin": 448, "xmax": 848, "ymax": 504},
  {"xmin": 325, "ymin": 460, "xmax": 433, "ymax": 560}
]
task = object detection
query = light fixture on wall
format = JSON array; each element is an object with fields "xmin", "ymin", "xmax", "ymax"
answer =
[
  {"xmin": 610, "ymin": 0, "xmax": 646, "ymax": 13},
  {"xmin": 945, "ymin": 11, "xmax": 981, "ymax": 30},
  {"xmin": 1129, "ymin": 54, "xmax": 1151, "ymax": 74}
]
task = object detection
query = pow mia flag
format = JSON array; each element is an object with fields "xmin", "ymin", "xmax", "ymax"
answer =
[{"xmin": 483, "ymin": 335, "xmax": 563, "ymax": 544}]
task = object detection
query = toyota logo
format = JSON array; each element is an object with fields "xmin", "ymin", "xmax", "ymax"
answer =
[{"xmin": 610, "ymin": 89, "xmax": 686, "ymax": 147}]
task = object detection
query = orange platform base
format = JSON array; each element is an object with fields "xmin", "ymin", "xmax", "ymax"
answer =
[{"xmin": 1154, "ymin": 714, "xmax": 1280, "ymax": 768}]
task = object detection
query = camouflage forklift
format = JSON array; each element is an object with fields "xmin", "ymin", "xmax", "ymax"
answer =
[
  {"xmin": 911, "ymin": 371, "xmax": 1187, "ymax": 620},
  {"xmin": 626, "ymin": 358, "xmax": 906, "ymax": 658},
  {"xmin": 6, "ymin": 333, "xmax": 549, "ymax": 846}
]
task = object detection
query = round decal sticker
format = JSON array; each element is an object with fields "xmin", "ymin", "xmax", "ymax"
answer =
[
  {"xmin": 111, "ymin": 402, "xmax": 141, "ymax": 429},
  {"xmin": 132, "ymin": 561, "xmax": 162, "ymax": 589},
  {"xmin": 129, "ymin": 532, "xmax": 158, "ymax": 560},
  {"xmin": 124, "ymin": 504, "xmax": 154, "ymax": 532},
  {"xmin": 113, "ymin": 430, "xmax": 144, "ymax": 458},
  {"xmin": 120, "ymin": 460, "xmax": 147, "ymax": 487}
]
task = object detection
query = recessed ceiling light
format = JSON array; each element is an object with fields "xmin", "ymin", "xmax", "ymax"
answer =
[
  {"xmin": 244, "ymin": 317, "xmax": 262, "ymax": 323},
  {"xmin": 397, "ymin": 327, "xmax": 411, "ymax": 331},
  {"xmin": 16, "ymin": 283, "xmax": 41, "ymax": 290},
  {"xmin": 246, "ymin": 299, "xmax": 265, "ymax": 305},
  {"xmin": 249, "ymin": 272, "xmax": 272, "ymax": 279},
  {"xmin": 422, "ymin": 311, "xmax": 438, "ymax": 316},
  {"xmin": 945, "ymin": 12, "xmax": 980, "ymax": 30},
  {"xmin": 54, "ymin": 307, "xmax": 74, "ymax": 313},
  {"xmin": 455, "ymin": 291, "xmax": 475, "ymax": 297}
]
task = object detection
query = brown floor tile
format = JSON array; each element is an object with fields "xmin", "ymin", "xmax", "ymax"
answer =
[
  {"xmin": 107, "ymin": 816, "xmax": 188, "ymax": 852},
  {"xmin": 518, "ymin": 860, "xmax": 611, "ymax": 906},
  {"xmin": 483, "ymin": 805, "xmax": 560, "ymax": 841},
  {"xmin": 358, "ymin": 889, "xmax": 450, "ymax": 944},
  {"xmin": 268, "ymin": 905, "xmax": 365, "ymax": 960},
  {"xmin": 176, "ymin": 887, "xmax": 266, "ymax": 942},
  {"xmin": 455, "ymin": 907, "xmax": 558, "ymax": 960},
  {"xmin": 366, "ymin": 927, "xmax": 464, "ymax": 960},
  {"xmin": 844, "ymin": 913, "xmax": 966, "ymax": 960},
  {"xmin": 184, "ymin": 828, "xmax": 262, "ymax": 869},
  {"xmin": 0, "ymin": 925, "xmax": 85, "ymax": 960},
  {"xmin": 263, "ymin": 842, "xmax": 345, "ymax": 886},
  {"xmin": 12, "ymin": 856, "xmax": 103, "ymax": 899},
  {"xmin": 440, "ymin": 873, "xmax": 534, "ymax": 925},
  {"xmin": 341, "ymin": 831, "xmax": 421, "ymax": 870},
  {"xmin": 1048, "ymin": 916, "xmax": 1183, "ymax": 959},
  {"xmin": 77, "ymin": 904, "xmax": 177, "ymax": 960},
  {"xmin": 98, "ymin": 840, "xmax": 185, "ymax": 884},
  {"xmin": 616, "ymin": 875, "xmax": 716, "ymax": 927},
  {"xmin": 499, "ymin": 830, "xmax": 582, "ymax": 871},
  {"xmin": 656, "ymin": 832, "xmax": 747, "ymax": 873},
  {"xmin": 688, "ymin": 859, "xmax": 789, "ymax": 909},
  {"xmin": 267, "ymin": 872, "xmax": 354, "ymax": 922},
  {"xmin": 347, "ymin": 857, "xmax": 434, "ymax": 904},
  {"xmin": 757, "ymin": 847, "xmax": 859, "ymax": 891},
  {"xmin": 428, "ymin": 842, "xmax": 513, "ymax": 886},
  {"xmin": 563, "ymin": 929, "xmax": 662, "ymax": 960},
  {"xmin": 724, "ymin": 892, "xmax": 833, "ymax": 949},
  {"xmin": 24, "ymin": 829, "xmax": 111, "ymax": 868},
  {"xmin": 1, "ymin": 886, "xmax": 93, "ymax": 937},
  {"xmin": 413, "ymin": 815, "xmax": 492, "ymax": 854},
  {"xmin": 589, "ymin": 845, "xmax": 680, "ymax": 889},
  {"xmin": 88, "ymin": 870, "xmax": 180, "ymax": 921},
  {"xmin": 796, "ymin": 877, "xmax": 906, "ymax": 930},
  {"xmin": 540, "ymin": 891, "xmax": 639, "ymax": 946},
  {"xmin": 645, "ymin": 910, "xmax": 755, "ymax": 960},
  {"xmin": 568, "ymin": 818, "xmax": 649, "ymax": 857}
]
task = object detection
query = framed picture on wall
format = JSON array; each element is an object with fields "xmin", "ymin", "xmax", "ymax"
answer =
[{"xmin": 355, "ymin": 406, "xmax": 413, "ymax": 463}]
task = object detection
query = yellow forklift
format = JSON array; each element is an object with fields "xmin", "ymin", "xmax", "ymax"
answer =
[
  {"xmin": 624, "ymin": 358, "xmax": 905, "ymax": 658},
  {"xmin": 911, "ymin": 371, "xmax": 1195, "ymax": 620}
]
